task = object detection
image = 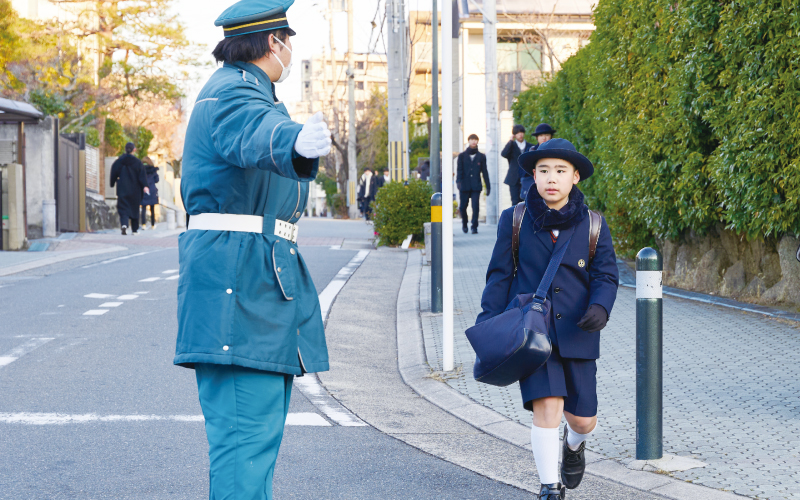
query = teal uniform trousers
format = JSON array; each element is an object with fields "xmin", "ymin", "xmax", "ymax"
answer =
[{"xmin": 196, "ymin": 363, "xmax": 293, "ymax": 500}]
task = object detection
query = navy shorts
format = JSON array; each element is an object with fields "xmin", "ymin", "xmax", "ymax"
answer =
[{"xmin": 520, "ymin": 344, "xmax": 598, "ymax": 417}]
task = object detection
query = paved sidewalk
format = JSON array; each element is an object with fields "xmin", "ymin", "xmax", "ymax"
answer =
[{"xmin": 420, "ymin": 225, "xmax": 800, "ymax": 500}]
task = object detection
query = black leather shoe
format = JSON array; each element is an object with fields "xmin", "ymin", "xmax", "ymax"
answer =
[
  {"xmin": 121, "ymin": 226, "xmax": 127, "ymax": 235},
  {"xmin": 538, "ymin": 482, "xmax": 565, "ymax": 499},
  {"xmin": 561, "ymin": 426, "xmax": 586, "ymax": 489},
  {"xmin": 471, "ymin": 227, "xmax": 478, "ymax": 234},
  {"xmin": 462, "ymin": 224, "xmax": 468, "ymax": 233}
]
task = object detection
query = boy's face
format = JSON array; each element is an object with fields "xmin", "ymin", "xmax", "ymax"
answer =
[
  {"xmin": 468, "ymin": 138, "xmax": 478, "ymax": 148},
  {"xmin": 537, "ymin": 134, "xmax": 552, "ymax": 144},
  {"xmin": 533, "ymin": 158, "xmax": 580, "ymax": 208},
  {"xmin": 514, "ymin": 131, "xmax": 525, "ymax": 142}
]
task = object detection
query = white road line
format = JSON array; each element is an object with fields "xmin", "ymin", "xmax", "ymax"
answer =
[
  {"xmin": 0, "ymin": 412, "xmax": 331, "ymax": 426},
  {"xmin": 165, "ymin": 274, "xmax": 180, "ymax": 280},
  {"xmin": 135, "ymin": 291, "xmax": 149, "ymax": 294},
  {"xmin": 292, "ymin": 249, "xmax": 371, "ymax": 428},
  {"xmin": 294, "ymin": 375, "xmax": 366, "ymax": 427},
  {"xmin": 138, "ymin": 277, "xmax": 161, "ymax": 282},
  {"xmin": 0, "ymin": 338, "xmax": 55, "ymax": 368},
  {"xmin": 162, "ymin": 269, "xmax": 179, "ymax": 274},
  {"xmin": 98, "ymin": 302, "xmax": 123, "ymax": 308},
  {"xmin": 318, "ymin": 249, "xmax": 370, "ymax": 320},
  {"xmin": 83, "ymin": 310, "xmax": 109, "ymax": 316},
  {"xmin": 117, "ymin": 294, "xmax": 138, "ymax": 300},
  {"xmin": 84, "ymin": 293, "xmax": 115, "ymax": 299},
  {"xmin": 82, "ymin": 251, "xmax": 153, "ymax": 269}
]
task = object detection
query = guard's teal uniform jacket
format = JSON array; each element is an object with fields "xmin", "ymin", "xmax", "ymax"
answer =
[{"xmin": 174, "ymin": 60, "xmax": 328, "ymax": 375}]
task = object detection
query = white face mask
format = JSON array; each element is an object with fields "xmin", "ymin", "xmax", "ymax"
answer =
[{"xmin": 271, "ymin": 35, "xmax": 292, "ymax": 83}]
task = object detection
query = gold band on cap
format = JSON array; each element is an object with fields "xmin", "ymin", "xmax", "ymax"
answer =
[{"xmin": 223, "ymin": 17, "xmax": 288, "ymax": 32}]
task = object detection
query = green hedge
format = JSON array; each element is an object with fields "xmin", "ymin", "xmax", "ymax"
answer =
[
  {"xmin": 513, "ymin": 0, "xmax": 800, "ymax": 255},
  {"xmin": 373, "ymin": 179, "xmax": 433, "ymax": 246}
]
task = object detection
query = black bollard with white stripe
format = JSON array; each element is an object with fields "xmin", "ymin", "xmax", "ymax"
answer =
[{"xmin": 636, "ymin": 247, "xmax": 663, "ymax": 460}]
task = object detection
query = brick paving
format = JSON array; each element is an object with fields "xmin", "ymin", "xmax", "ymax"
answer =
[{"xmin": 419, "ymin": 225, "xmax": 800, "ymax": 500}]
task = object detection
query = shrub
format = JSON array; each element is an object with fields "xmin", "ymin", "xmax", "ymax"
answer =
[
  {"xmin": 373, "ymin": 179, "xmax": 433, "ymax": 246},
  {"xmin": 512, "ymin": 0, "xmax": 800, "ymax": 255}
]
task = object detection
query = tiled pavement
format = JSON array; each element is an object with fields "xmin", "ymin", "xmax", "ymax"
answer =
[{"xmin": 419, "ymin": 224, "xmax": 800, "ymax": 500}]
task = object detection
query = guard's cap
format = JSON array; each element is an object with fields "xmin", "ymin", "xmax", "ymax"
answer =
[{"xmin": 215, "ymin": 0, "xmax": 296, "ymax": 38}]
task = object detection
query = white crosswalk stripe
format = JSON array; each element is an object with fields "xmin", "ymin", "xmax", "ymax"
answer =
[{"xmin": 0, "ymin": 412, "xmax": 331, "ymax": 426}]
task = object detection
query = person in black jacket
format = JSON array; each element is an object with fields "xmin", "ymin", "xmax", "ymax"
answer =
[
  {"xmin": 139, "ymin": 157, "xmax": 160, "ymax": 230},
  {"xmin": 521, "ymin": 123, "xmax": 556, "ymax": 199},
  {"xmin": 456, "ymin": 134, "xmax": 490, "ymax": 234},
  {"xmin": 501, "ymin": 124, "xmax": 534, "ymax": 205},
  {"xmin": 110, "ymin": 142, "xmax": 149, "ymax": 235}
]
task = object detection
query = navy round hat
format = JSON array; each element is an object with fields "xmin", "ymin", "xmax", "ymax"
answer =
[
  {"xmin": 533, "ymin": 123, "xmax": 556, "ymax": 136},
  {"xmin": 518, "ymin": 138, "xmax": 594, "ymax": 180},
  {"xmin": 215, "ymin": 0, "xmax": 296, "ymax": 38}
]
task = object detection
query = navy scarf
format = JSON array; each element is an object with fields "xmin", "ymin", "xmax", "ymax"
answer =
[{"xmin": 525, "ymin": 184, "xmax": 588, "ymax": 232}]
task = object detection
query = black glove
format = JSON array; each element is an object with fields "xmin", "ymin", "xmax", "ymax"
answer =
[
  {"xmin": 577, "ymin": 304, "xmax": 608, "ymax": 332},
  {"xmin": 485, "ymin": 186, "xmax": 491, "ymax": 196}
]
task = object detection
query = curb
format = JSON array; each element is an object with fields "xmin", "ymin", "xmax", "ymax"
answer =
[
  {"xmin": 0, "ymin": 246, "xmax": 127, "ymax": 277},
  {"xmin": 396, "ymin": 250, "xmax": 746, "ymax": 500}
]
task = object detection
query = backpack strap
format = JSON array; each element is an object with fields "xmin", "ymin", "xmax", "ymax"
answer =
[
  {"xmin": 511, "ymin": 202, "xmax": 526, "ymax": 274},
  {"xmin": 588, "ymin": 209, "xmax": 601, "ymax": 265}
]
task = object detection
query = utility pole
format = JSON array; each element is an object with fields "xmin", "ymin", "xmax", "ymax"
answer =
[
  {"xmin": 451, "ymin": 0, "xmax": 460, "ymax": 157},
  {"xmin": 347, "ymin": 0, "xmax": 358, "ymax": 219},
  {"xmin": 387, "ymin": 0, "xmax": 407, "ymax": 182},
  {"xmin": 483, "ymin": 0, "xmax": 499, "ymax": 224},
  {"xmin": 328, "ymin": 0, "xmax": 342, "ymax": 198},
  {"xmin": 430, "ymin": 0, "xmax": 440, "ymax": 192},
  {"xmin": 441, "ymin": 0, "xmax": 454, "ymax": 372}
]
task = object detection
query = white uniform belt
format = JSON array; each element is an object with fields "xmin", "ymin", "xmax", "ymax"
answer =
[{"xmin": 188, "ymin": 213, "xmax": 298, "ymax": 243}]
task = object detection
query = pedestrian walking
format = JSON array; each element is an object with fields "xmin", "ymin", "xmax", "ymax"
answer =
[
  {"xmin": 417, "ymin": 159, "xmax": 430, "ymax": 181},
  {"xmin": 357, "ymin": 168, "xmax": 377, "ymax": 220},
  {"xmin": 375, "ymin": 167, "xmax": 390, "ymax": 188},
  {"xmin": 501, "ymin": 124, "xmax": 533, "ymax": 205},
  {"xmin": 456, "ymin": 134, "xmax": 490, "ymax": 234},
  {"xmin": 174, "ymin": 1, "xmax": 332, "ymax": 498},
  {"xmin": 521, "ymin": 123, "xmax": 556, "ymax": 200},
  {"xmin": 140, "ymin": 157, "xmax": 159, "ymax": 230},
  {"xmin": 476, "ymin": 138, "xmax": 619, "ymax": 499},
  {"xmin": 109, "ymin": 142, "xmax": 150, "ymax": 235}
]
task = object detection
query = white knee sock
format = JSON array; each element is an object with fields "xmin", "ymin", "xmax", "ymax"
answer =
[
  {"xmin": 566, "ymin": 421, "xmax": 597, "ymax": 451},
  {"xmin": 531, "ymin": 424, "xmax": 560, "ymax": 484}
]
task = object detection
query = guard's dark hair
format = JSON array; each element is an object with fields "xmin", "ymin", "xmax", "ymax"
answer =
[
  {"xmin": 468, "ymin": 133, "xmax": 479, "ymax": 141},
  {"xmin": 212, "ymin": 28, "xmax": 291, "ymax": 64},
  {"xmin": 512, "ymin": 124, "xmax": 526, "ymax": 135},
  {"xmin": 125, "ymin": 142, "xmax": 135, "ymax": 154}
]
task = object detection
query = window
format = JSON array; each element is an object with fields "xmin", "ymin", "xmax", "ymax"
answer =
[
  {"xmin": 356, "ymin": 61, "xmax": 364, "ymax": 70},
  {"xmin": 356, "ymin": 81, "xmax": 364, "ymax": 90}
]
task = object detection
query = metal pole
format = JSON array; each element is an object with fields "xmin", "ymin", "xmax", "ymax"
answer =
[
  {"xmin": 441, "ymin": 0, "xmax": 454, "ymax": 372},
  {"xmin": 387, "ymin": 0, "xmax": 407, "ymax": 183},
  {"xmin": 430, "ymin": 0, "xmax": 440, "ymax": 193},
  {"xmin": 636, "ymin": 247, "xmax": 663, "ymax": 460},
  {"xmin": 483, "ymin": 0, "xmax": 498, "ymax": 224},
  {"xmin": 347, "ymin": 0, "xmax": 358, "ymax": 219},
  {"xmin": 431, "ymin": 193, "xmax": 443, "ymax": 313}
]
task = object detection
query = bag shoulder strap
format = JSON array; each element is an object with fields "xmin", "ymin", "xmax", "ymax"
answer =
[
  {"xmin": 533, "ymin": 230, "xmax": 574, "ymax": 303},
  {"xmin": 511, "ymin": 202, "xmax": 526, "ymax": 274},
  {"xmin": 588, "ymin": 209, "xmax": 601, "ymax": 265}
]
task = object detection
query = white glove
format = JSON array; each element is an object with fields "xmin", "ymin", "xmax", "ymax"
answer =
[{"xmin": 294, "ymin": 111, "xmax": 332, "ymax": 159}]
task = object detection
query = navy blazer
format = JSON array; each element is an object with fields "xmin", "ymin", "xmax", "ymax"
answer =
[
  {"xmin": 476, "ymin": 205, "xmax": 619, "ymax": 359},
  {"xmin": 501, "ymin": 140, "xmax": 532, "ymax": 186},
  {"xmin": 456, "ymin": 149, "xmax": 490, "ymax": 192}
]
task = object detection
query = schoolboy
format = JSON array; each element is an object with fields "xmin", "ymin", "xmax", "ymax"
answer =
[
  {"xmin": 520, "ymin": 123, "xmax": 557, "ymax": 199},
  {"xmin": 476, "ymin": 138, "xmax": 619, "ymax": 499}
]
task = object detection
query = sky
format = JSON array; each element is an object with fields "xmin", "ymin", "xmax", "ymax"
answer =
[{"xmin": 174, "ymin": 0, "xmax": 397, "ymax": 110}]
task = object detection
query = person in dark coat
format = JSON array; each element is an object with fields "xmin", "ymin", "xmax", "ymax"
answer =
[
  {"xmin": 140, "ymin": 157, "xmax": 160, "ymax": 230},
  {"xmin": 416, "ymin": 160, "xmax": 430, "ymax": 181},
  {"xmin": 456, "ymin": 133, "xmax": 490, "ymax": 234},
  {"xmin": 520, "ymin": 123, "xmax": 556, "ymax": 200},
  {"xmin": 477, "ymin": 138, "xmax": 618, "ymax": 499},
  {"xmin": 375, "ymin": 167, "xmax": 389, "ymax": 188},
  {"xmin": 109, "ymin": 142, "xmax": 149, "ymax": 235},
  {"xmin": 357, "ymin": 168, "xmax": 377, "ymax": 220},
  {"xmin": 501, "ymin": 124, "xmax": 533, "ymax": 205}
]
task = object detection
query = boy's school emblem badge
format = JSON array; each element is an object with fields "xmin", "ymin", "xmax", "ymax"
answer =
[{"xmin": 578, "ymin": 259, "xmax": 586, "ymax": 268}]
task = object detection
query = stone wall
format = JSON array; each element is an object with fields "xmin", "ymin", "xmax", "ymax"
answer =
[
  {"xmin": 85, "ymin": 193, "xmax": 117, "ymax": 232},
  {"xmin": 657, "ymin": 225, "xmax": 800, "ymax": 309}
]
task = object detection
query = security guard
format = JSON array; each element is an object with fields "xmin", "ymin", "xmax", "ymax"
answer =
[{"xmin": 173, "ymin": 1, "xmax": 332, "ymax": 498}]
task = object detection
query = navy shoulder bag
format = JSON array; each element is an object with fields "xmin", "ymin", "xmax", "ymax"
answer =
[{"xmin": 465, "ymin": 202, "xmax": 574, "ymax": 387}]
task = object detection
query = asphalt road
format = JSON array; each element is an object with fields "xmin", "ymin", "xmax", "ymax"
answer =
[{"xmin": 0, "ymin": 229, "xmax": 535, "ymax": 499}]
